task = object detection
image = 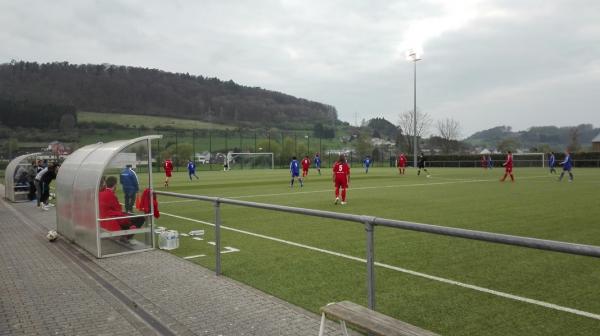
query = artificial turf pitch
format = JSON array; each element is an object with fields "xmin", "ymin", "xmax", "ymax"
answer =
[{"xmin": 151, "ymin": 167, "xmax": 600, "ymax": 335}]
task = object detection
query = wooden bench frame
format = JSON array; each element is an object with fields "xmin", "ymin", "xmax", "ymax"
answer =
[{"xmin": 318, "ymin": 301, "xmax": 438, "ymax": 336}]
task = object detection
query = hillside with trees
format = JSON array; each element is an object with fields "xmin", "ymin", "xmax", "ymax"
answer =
[
  {"xmin": 0, "ymin": 61, "xmax": 337, "ymax": 129},
  {"xmin": 465, "ymin": 124, "xmax": 600, "ymax": 152}
]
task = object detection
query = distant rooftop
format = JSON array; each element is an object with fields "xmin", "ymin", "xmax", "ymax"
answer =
[{"xmin": 593, "ymin": 133, "xmax": 600, "ymax": 143}]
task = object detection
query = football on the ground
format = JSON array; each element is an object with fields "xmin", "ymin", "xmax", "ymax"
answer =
[{"xmin": 46, "ymin": 230, "xmax": 58, "ymax": 242}]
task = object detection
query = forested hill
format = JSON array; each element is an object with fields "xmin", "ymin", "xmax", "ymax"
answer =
[
  {"xmin": 0, "ymin": 61, "xmax": 337, "ymax": 129},
  {"xmin": 465, "ymin": 125, "xmax": 600, "ymax": 151}
]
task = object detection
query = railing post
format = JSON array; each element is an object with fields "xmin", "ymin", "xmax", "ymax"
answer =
[
  {"xmin": 215, "ymin": 199, "xmax": 222, "ymax": 276},
  {"xmin": 365, "ymin": 219, "xmax": 375, "ymax": 310}
]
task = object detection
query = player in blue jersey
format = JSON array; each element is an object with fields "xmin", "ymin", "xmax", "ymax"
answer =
[
  {"xmin": 363, "ymin": 156, "xmax": 372, "ymax": 174},
  {"xmin": 548, "ymin": 152, "xmax": 557, "ymax": 174},
  {"xmin": 314, "ymin": 153, "xmax": 322, "ymax": 175},
  {"xmin": 289, "ymin": 156, "xmax": 303, "ymax": 188},
  {"xmin": 558, "ymin": 150, "xmax": 573, "ymax": 182},
  {"xmin": 187, "ymin": 159, "xmax": 199, "ymax": 180}
]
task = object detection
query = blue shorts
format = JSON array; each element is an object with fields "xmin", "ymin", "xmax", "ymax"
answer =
[{"xmin": 291, "ymin": 172, "xmax": 300, "ymax": 177}]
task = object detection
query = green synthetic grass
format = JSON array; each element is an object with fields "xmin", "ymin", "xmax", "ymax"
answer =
[{"xmin": 151, "ymin": 167, "xmax": 600, "ymax": 335}]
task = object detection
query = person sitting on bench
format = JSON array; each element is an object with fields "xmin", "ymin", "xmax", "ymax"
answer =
[{"xmin": 99, "ymin": 176, "xmax": 144, "ymax": 238}]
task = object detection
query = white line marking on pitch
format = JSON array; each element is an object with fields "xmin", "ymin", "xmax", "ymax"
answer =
[
  {"xmin": 184, "ymin": 254, "xmax": 206, "ymax": 259},
  {"xmin": 222, "ymin": 246, "xmax": 240, "ymax": 254},
  {"xmin": 192, "ymin": 237, "xmax": 204, "ymax": 241},
  {"xmin": 162, "ymin": 211, "xmax": 600, "ymax": 321},
  {"xmin": 160, "ymin": 175, "xmax": 554, "ymax": 204},
  {"xmin": 205, "ymin": 241, "xmax": 239, "ymax": 253}
]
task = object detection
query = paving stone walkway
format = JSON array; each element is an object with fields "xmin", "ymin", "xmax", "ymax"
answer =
[{"xmin": 0, "ymin": 186, "xmax": 351, "ymax": 336}]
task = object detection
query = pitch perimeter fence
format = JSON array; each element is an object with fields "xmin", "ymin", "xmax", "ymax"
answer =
[
  {"xmin": 149, "ymin": 130, "xmax": 600, "ymax": 170},
  {"xmin": 152, "ymin": 129, "xmax": 402, "ymax": 171},
  {"xmin": 154, "ymin": 190, "xmax": 600, "ymax": 312}
]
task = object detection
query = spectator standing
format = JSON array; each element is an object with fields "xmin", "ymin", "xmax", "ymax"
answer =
[
  {"xmin": 39, "ymin": 164, "xmax": 59, "ymax": 210},
  {"xmin": 34, "ymin": 166, "xmax": 48, "ymax": 207},
  {"xmin": 27, "ymin": 161, "xmax": 37, "ymax": 201},
  {"xmin": 119, "ymin": 164, "xmax": 139, "ymax": 213}
]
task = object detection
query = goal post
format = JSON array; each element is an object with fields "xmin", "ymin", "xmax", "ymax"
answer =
[
  {"xmin": 228, "ymin": 152, "xmax": 274, "ymax": 169},
  {"xmin": 513, "ymin": 152, "xmax": 545, "ymax": 168}
]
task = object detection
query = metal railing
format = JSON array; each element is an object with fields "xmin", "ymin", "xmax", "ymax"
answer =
[
  {"xmin": 426, "ymin": 159, "xmax": 600, "ymax": 168},
  {"xmin": 153, "ymin": 190, "xmax": 600, "ymax": 311}
]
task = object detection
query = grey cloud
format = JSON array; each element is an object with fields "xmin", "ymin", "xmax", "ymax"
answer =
[{"xmin": 0, "ymin": 0, "xmax": 598, "ymax": 136}]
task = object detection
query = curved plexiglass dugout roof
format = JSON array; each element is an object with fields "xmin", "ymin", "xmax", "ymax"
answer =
[
  {"xmin": 4, "ymin": 152, "xmax": 42, "ymax": 202},
  {"xmin": 56, "ymin": 135, "xmax": 161, "ymax": 258}
]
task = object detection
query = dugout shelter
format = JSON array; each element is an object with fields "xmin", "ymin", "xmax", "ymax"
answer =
[
  {"xmin": 4, "ymin": 152, "xmax": 42, "ymax": 202},
  {"xmin": 56, "ymin": 135, "xmax": 161, "ymax": 258}
]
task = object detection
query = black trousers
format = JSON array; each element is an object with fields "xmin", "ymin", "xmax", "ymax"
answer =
[{"xmin": 40, "ymin": 182, "xmax": 51, "ymax": 204}]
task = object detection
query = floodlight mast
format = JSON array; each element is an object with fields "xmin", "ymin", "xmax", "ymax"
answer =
[{"xmin": 408, "ymin": 49, "xmax": 422, "ymax": 168}]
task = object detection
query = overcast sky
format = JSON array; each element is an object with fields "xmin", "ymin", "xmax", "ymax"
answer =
[{"xmin": 1, "ymin": 0, "xmax": 599, "ymax": 137}]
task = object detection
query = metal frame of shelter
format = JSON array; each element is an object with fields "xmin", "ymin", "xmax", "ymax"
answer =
[
  {"xmin": 56, "ymin": 135, "xmax": 162, "ymax": 258},
  {"xmin": 4, "ymin": 152, "xmax": 42, "ymax": 202}
]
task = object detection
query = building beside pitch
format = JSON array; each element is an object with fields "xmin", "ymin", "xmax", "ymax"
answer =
[{"xmin": 593, "ymin": 133, "xmax": 600, "ymax": 152}]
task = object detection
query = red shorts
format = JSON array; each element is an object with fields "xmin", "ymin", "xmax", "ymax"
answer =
[
  {"xmin": 504, "ymin": 167, "xmax": 512, "ymax": 173},
  {"xmin": 335, "ymin": 178, "xmax": 348, "ymax": 189},
  {"xmin": 302, "ymin": 168, "xmax": 309, "ymax": 173},
  {"xmin": 165, "ymin": 170, "xmax": 172, "ymax": 177}
]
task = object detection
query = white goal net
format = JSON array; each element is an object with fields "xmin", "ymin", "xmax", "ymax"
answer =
[{"xmin": 227, "ymin": 152, "xmax": 274, "ymax": 169}]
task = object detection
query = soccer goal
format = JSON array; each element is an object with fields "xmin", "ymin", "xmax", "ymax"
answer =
[
  {"xmin": 228, "ymin": 152, "xmax": 274, "ymax": 169},
  {"xmin": 513, "ymin": 153, "xmax": 545, "ymax": 168}
]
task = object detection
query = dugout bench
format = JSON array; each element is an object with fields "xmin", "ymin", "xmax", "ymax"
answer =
[{"xmin": 318, "ymin": 301, "xmax": 438, "ymax": 336}]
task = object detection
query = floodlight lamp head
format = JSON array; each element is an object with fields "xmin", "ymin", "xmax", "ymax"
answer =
[{"xmin": 406, "ymin": 48, "xmax": 423, "ymax": 62}]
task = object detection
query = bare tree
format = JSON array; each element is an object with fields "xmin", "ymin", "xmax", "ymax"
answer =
[
  {"xmin": 397, "ymin": 109, "xmax": 432, "ymax": 152},
  {"xmin": 568, "ymin": 127, "xmax": 581, "ymax": 153},
  {"xmin": 436, "ymin": 118, "xmax": 462, "ymax": 154}
]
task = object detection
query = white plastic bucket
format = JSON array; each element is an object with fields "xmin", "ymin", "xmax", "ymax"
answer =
[{"xmin": 158, "ymin": 230, "xmax": 179, "ymax": 250}]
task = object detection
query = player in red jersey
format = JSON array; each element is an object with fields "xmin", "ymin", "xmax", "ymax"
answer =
[
  {"xmin": 333, "ymin": 154, "xmax": 350, "ymax": 205},
  {"xmin": 397, "ymin": 153, "xmax": 407, "ymax": 175},
  {"xmin": 163, "ymin": 158, "xmax": 173, "ymax": 188},
  {"xmin": 301, "ymin": 155, "xmax": 311, "ymax": 177},
  {"xmin": 500, "ymin": 151, "xmax": 514, "ymax": 182}
]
